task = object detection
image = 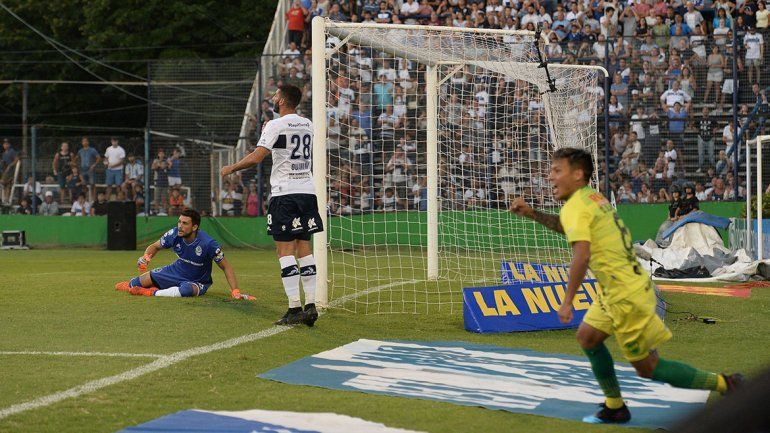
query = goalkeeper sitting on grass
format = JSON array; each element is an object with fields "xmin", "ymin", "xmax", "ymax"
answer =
[{"xmin": 115, "ymin": 208, "xmax": 254, "ymax": 300}]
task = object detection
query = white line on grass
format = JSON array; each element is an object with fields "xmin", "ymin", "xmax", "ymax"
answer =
[
  {"xmin": 0, "ymin": 279, "xmax": 418, "ymax": 421},
  {"xmin": 0, "ymin": 351, "xmax": 163, "ymax": 358}
]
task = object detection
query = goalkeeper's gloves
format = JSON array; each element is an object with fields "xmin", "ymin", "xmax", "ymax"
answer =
[
  {"xmin": 137, "ymin": 254, "xmax": 152, "ymax": 273},
  {"xmin": 231, "ymin": 288, "xmax": 255, "ymax": 301}
]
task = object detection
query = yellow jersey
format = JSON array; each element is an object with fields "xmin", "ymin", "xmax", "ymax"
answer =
[{"xmin": 559, "ymin": 185, "xmax": 650, "ymax": 304}]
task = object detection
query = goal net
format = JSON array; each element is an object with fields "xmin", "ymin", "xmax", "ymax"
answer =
[{"xmin": 311, "ymin": 18, "xmax": 604, "ymax": 313}]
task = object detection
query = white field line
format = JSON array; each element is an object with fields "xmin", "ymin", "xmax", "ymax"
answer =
[
  {"xmin": 0, "ymin": 351, "xmax": 163, "ymax": 358},
  {"xmin": 0, "ymin": 279, "xmax": 419, "ymax": 421}
]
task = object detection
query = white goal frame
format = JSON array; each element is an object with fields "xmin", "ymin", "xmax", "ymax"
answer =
[
  {"xmin": 310, "ymin": 17, "xmax": 608, "ymax": 307},
  {"xmin": 746, "ymin": 135, "xmax": 769, "ymax": 260}
]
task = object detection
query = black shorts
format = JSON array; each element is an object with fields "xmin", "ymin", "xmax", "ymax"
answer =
[{"xmin": 267, "ymin": 193, "xmax": 324, "ymax": 242}]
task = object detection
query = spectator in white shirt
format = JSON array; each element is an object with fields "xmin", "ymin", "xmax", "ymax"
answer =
[
  {"xmin": 104, "ymin": 137, "xmax": 126, "ymax": 197},
  {"xmin": 744, "ymin": 27, "xmax": 764, "ymax": 85},
  {"xmin": 722, "ymin": 122, "xmax": 735, "ymax": 155},
  {"xmin": 70, "ymin": 193, "xmax": 91, "ymax": 216},
  {"xmin": 659, "ymin": 80, "xmax": 692, "ymax": 111},
  {"xmin": 664, "ymin": 140, "xmax": 678, "ymax": 178}
]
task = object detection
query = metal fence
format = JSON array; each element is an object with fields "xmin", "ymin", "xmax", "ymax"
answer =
[{"xmin": 3, "ymin": 31, "xmax": 770, "ymax": 218}]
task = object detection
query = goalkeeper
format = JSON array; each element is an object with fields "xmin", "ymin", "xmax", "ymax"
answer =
[
  {"xmin": 510, "ymin": 148, "xmax": 742, "ymax": 425},
  {"xmin": 114, "ymin": 208, "xmax": 254, "ymax": 300}
]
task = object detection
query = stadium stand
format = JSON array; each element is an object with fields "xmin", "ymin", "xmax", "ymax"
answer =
[{"xmin": 245, "ymin": 0, "xmax": 768, "ymax": 213}]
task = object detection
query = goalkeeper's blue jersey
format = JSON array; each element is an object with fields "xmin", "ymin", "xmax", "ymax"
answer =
[{"xmin": 157, "ymin": 227, "xmax": 224, "ymax": 285}]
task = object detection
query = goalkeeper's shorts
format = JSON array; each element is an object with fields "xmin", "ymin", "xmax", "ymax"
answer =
[
  {"xmin": 267, "ymin": 193, "xmax": 324, "ymax": 242},
  {"xmin": 150, "ymin": 266, "xmax": 210, "ymax": 295}
]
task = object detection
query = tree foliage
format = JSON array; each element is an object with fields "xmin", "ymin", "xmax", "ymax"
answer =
[{"xmin": 0, "ymin": 0, "xmax": 274, "ymax": 134}]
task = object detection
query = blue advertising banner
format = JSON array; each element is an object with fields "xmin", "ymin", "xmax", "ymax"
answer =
[
  {"xmin": 259, "ymin": 339, "xmax": 709, "ymax": 430},
  {"xmin": 500, "ymin": 261, "xmax": 597, "ymax": 285},
  {"xmin": 463, "ymin": 280, "xmax": 599, "ymax": 333}
]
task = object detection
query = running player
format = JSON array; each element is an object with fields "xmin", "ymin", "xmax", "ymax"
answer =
[
  {"xmin": 220, "ymin": 84, "xmax": 323, "ymax": 326},
  {"xmin": 510, "ymin": 147, "xmax": 743, "ymax": 424},
  {"xmin": 115, "ymin": 208, "xmax": 254, "ymax": 300}
]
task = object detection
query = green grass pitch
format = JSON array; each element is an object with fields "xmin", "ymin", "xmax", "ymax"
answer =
[{"xmin": 1, "ymin": 249, "xmax": 769, "ymax": 432}]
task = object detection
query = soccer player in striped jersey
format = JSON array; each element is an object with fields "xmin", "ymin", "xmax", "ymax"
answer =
[
  {"xmin": 221, "ymin": 85, "xmax": 323, "ymax": 326},
  {"xmin": 510, "ymin": 147, "xmax": 743, "ymax": 424}
]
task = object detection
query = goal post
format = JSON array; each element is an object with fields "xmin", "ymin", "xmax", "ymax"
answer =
[
  {"xmin": 312, "ymin": 17, "xmax": 607, "ymax": 312},
  {"xmin": 744, "ymin": 135, "xmax": 769, "ymax": 260}
]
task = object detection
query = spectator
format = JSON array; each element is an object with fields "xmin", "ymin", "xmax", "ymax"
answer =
[
  {"xmin": 76, "ymin": 137, "xmax": 101, "ymax": 199},
  {"xmin": 657, "ymin": 187, "xmax": 672, "ymax": 203},
  {"xmin": 122, "ymin": 154, "xmax": 144, "ymax": 196},
  {"xmin": 286, "ymin": 0, "xmax": 308, "ymax": 47},
  {"xmin": 133, "ymin": 184, "xmax": 145, "ymax": 214},
  {"xmin": 91, "ymin": 191, "xmax": 109, "ymax": 216},
  {"xmin": 399, "ymin": 0, "xmax": 420, "ymax": 20},
  {"xmin": 668, "ymin": 188, "xmax": 682, "ymax": 221},
  {"xmin": 715, "ymin": 149, "xmax": 731, "ymax": 177},
  {"xmin": 660, "ymin": 80, "xmax": 692, "ymax": 111},
  {"xmin": 707, "ymin": 177, "xmax": 727, "ymax": 201},
  {"xmin": 104, "ymin": 137, "xmax": 126, "ymax": 197},
  {"xmin": 52, "ymin": 141, "xmax": 74, "ymax": 198},
  {"xmin": 329, "ymin": 2, "xmax": 348, "ymax": 21},
  {"xmin": 704, "ymin": 45, "xmax": 726, "ymax": 104},
  {"xmin": 610, "ymin": 73, "xmax": 629, "ymax": 108},
  {"xmin": 167, "ymin": 148, "xmax": 182, "ymax": 187},
  {"xmin": 283, "ymin": 41, "xmax": 301, "ymax": 60},
  {"xmin": 684, "ymin": 1, "xmax": 705, "ymax": 29},
  {"xmin": 66, "ymin": 166, "xmax": 85, "ymax": 203},
  {"xmin": 1, "ymin": 138, "xmax": 19, "ymax": 202},
  {"xmin": 757, "ymin": 1, "xmax": 770, "ymax": 28},
  {"xmin": 697, "ymin": 107, "xmax": 716, "ymax": 172},
  {"xmin": 245, "ymin": 183, "xmax": 260, "ymax": 217},
  {"xmin": 168, "ymin": 187, "xmax": 185, "ymax": 216},
  {"xmin": 619, "ymin": 131, "xmax": 642, "ymax": 174},
  {"xmin": 377, "ymin": 187, "xmax": 398, "ymax": 211},
  {"xmin": 667, "ymin": 102, "xmax": 687, "ymax": 141},
  {"xmin": 21, "ymin": 175, "xmax": 42, "ymax": 207},
  {"xmin": 722, "ymin": 122, "xmax": 735, "ymax": 155},
  {"xmin": 376, "ymin": 1, "xmax": 394, "ymax": 23},
  {"xmin": 665, "ymin": 140, "xmax": 678, "ymax": 179},
  {"xmin": 744, "ymin": 26, "xmax": 764, "ymax": 85},
  {"xmin": 15, "ymin": 196, "xmax": 33, "ymax": 215},
  {"xmin": 679, "ymin": 184, "xmax": 699, "ymax": 216},
  {"xmin": 384, "ymin": 146, "xmax": 412, "ymax": 199},
  {"xmin": 377, "ymin": 105, "xmax": 399, "ymax": 147},
  {"xmin": 70, "ymin": 193, "xmax": 91, "ymax": 216},
  {"xmin": 637, "ymin": 183, "xmax": 654, "ymax": 203},
  {"xmin": 695, "ymin": 182, "xmax": 708, "ymax": 200},
  {"xmin": 39, "ymin": 191, "xmax": 59, "ymax": 216},
  {"xmin": 219, "ymin": 181, "xmax": 241, "ymax": 216},
  {"xmin": 152, "ymin": 154, "xmax": 169, "ymax": 215}
]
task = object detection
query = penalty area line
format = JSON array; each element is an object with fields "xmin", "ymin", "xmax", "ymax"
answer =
[{"xmin": 0, "ymin": 279, "xmax": 419, "ymax": 421}]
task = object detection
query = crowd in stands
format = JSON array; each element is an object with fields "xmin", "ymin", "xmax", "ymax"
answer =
[
  {"xmin": 270, "ymin": 0, "xmax": 770, "ymax": 214},
  {"xmin": 2, "ymin": 136, "xmax": 190, "ymax": 216}
]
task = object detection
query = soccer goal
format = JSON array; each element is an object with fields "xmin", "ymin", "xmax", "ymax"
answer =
[
  {"xmin": 311, "ymin": 17, "xmax": 607, "ymax": 312},
  {"xmin": 732, "ymin": 135, "xmax": 770, "ymax": 260}
]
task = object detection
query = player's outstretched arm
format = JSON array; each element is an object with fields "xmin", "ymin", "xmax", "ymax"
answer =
[
  {"xmin": 558, "ymin": 240, "xmax": 591, "ymax": 323},
  {"xmin": 509, "ymin": 197, "xmax": 564, "ymax": 234},
  {"xmin": 220, "ymin": 147, "xmax": 270, "ymax": 177},
  {"xmin": 217, "ymin": 258, "xmax": 255, "ymax": 300},
  {"xmin": 138, "ymin": 240, "xmax": 162, "ymax": 273}
]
